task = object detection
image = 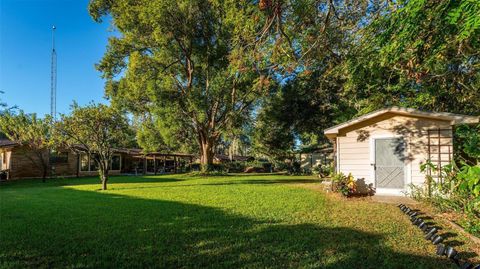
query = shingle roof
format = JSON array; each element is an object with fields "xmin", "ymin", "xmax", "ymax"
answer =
[
  {"xmin": 324, "ymin": 107, "xmax": 479, "ymax": 137},
  {"xmin": 0, "ymin": 139, "xmax": 18, "ymax": 148}
]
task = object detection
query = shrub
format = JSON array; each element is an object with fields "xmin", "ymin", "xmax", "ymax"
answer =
[
  {"xmin": 243, "ymin": 160, "xmax": 272, "ymax": 173},
  {"xmin": 413, "ymin": 160, "xmax": 480, "ymax": 236},
  {"xmin": 312, "ymin": 164, "xmax": 334, "ymax": 178},
  {"xmin": 331, "ymin": 173, "xmax": 357, "ymax": 197},
  {"xmin": 224, "ymin": 161, "xmax": 246, "ymax": 173}
]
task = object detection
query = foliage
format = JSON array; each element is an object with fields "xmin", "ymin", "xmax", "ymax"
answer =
[
  {"xmin": 417, "ymin": 160, "xmax": 480, "ymax": 235},
  {"xmin": 0, "ymin": 174, "xmax": 468, "ymax": 268},
  {"xmin": 188, "ymin": 170, "xmax": 228, "ymax": 177},
  {"xmin": 223, "ymin": 161, "xmax": 247, "ymax": 173},
  {"xmin": 343, "ymin": 0, "xmax": 480, "ymax": 115},
  {"xmin": 455, "ymin": 124, "xmax": 480, "ymax": 162},
  {"xmin": 0, "ymin": 111, "xmax": 53, "ymax": 180},
  {"xmin": 251, "ymin": 93, "xmax": 296, "ymax": 161},
  {"xmin": 331, "ymin": 173, "xmax": 357, "ymax": 197},
  {"xmin": 250, "ymin": 0, "xmax": 379, "ymax": 151},
  {"xmin": 89, "ymin": 0, "xmax": 271, "ymax": 169},
  {"xmin": 312, "ymin": 163, "xmax": 334, "ymax": 178},
  {"xmin": 55, "ymin": 103, "xmax": 133, "ymax": 190}
]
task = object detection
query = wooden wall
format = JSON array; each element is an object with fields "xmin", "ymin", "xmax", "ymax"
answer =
[{"xmin": 336, "ymin": 113, "xmax": 453, "ymax": 192}]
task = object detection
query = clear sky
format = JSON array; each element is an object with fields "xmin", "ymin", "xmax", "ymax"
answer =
[{"xmin": 1, "ymin": 0, "xmax": 112, "ymax": 117}]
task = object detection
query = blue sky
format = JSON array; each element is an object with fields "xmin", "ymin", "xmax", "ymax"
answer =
[{"xmin": 1, "ymin": 0, "xmax": 113, "ymax": 117}]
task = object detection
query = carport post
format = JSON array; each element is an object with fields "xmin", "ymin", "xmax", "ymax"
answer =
[
  {"xmin": 143, "ymin": 156, "xmax": 147, "ymax": 175},
  {"xmin": 154, "ymin": 155, "xmax": 157, "ymax": 175},
  {"xmin": 163, "ymin": 155, "xmax": 166, "ymax": 172},
  {"xmin": 174, "ymin": 156, "xmax": 177, "ymax": 173}
]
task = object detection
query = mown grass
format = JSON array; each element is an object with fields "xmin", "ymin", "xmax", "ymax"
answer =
[{"xmin": 0, "ymin": 174, "xmax": 467, "ymax": 268}]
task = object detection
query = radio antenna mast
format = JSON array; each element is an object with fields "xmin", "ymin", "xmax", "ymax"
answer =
[{"xmin": 50, "ymin": 25, "xmax": 57, "ymax": 120}]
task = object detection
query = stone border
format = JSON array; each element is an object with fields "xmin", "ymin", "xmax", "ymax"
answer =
[{"xmin": 439, "ymin": 216, "xmax": 480, "ymax": 246}]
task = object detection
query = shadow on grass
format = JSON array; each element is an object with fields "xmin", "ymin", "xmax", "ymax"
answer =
[
  {"xmin": 0, "ymin": 188, "xmax": 454, "ymax": 268},
  {"xmin": 173, "ymin": 179, "xmax": 321, "ymax": 187},
  {"xmin": 412, "ymin": 211, "xmax": 478, "ymax": 260},
  {"xmin": 0, "ymin": 175, "xmax": 184, "ymax": 189}
]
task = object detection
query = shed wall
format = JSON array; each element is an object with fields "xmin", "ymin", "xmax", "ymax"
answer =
[{"xmin": 337, "ymin": 113, "xmax": 452, "ymax": 191}]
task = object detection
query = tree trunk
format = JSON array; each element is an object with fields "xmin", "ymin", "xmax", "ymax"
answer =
[
  {"xmin": 41, "ymin": 153, "xmax": 48, "ymax": 182},
  {"xmin": 200, "ymin": 139, "xmax": 215, "ymax": 172},
  {"xmin": 100, "ymin": 171, "xmax": 108, "ymax": 190},
  {"xmin": 42, "ymin": 167, "xmax": 47, "ymax": 183},
  {"xmin": 102, "ymin": 176, "xmax": 108, "ymax": 190}
]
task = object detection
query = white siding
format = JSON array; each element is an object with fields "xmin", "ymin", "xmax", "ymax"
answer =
[{"xmin": 336, "ymin": 113, "xmax": 453, "ymax": 193}]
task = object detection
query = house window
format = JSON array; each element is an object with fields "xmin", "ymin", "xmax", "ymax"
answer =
[
  {"xmin": 111, "ymin": 155, "xmax": 121, "ymax": 171},
  {"xmin": 80, "ymin": 154, "xmax": 89, "ymax": 171},
  {"xmin": 50, "ymin": 151, "xmax": 69, "ymax": 164},
  {"xmin": 90, "ymin": 154, "xmax": 99, "ymax": 171}
]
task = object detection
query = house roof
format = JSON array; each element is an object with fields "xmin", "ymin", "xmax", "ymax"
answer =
[
  {"xmin": 324, "ymin": 107, "xmax": 479, "ymax": 138},
  {"xmin": 72, "ymin": 145, "xmax": 195, "ymax": 158},
  {"xmin": 0, "ymin": 139, "xmax": 18, "ymax": 148}
]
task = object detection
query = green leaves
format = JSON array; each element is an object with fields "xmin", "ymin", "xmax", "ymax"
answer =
[
  {"xmin": 89, "ymin": 0, "xmax": 269, "ymax": 163},
  {"xmin": 457, "ymin": 164, "xmax": 480, "ymax": 196},
  {"xmin": 447, "ymin": 0, "xmax": 480, "ymax": 40},
  {"xmin": 56, "ymin": 103, "xmax": 132, "ymax": 153},
  {"xmin": 344, "ymin": 0, "xmax": 480, "ymax": 115},
  {"xmin": 0, "ymin": 111, "xmax": 53, "ymax": 150},
  {"xmin": 455, "ymin": 124, "xmax": 480, "ymax": 161}
]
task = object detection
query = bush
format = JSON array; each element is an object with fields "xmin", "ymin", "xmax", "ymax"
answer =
[
  {"xmin": 243, "ymin": 160, "xmax": 273, "ymax": 173},
  {"xmin": 224, "ymin": 161, "xmax": 246, "ymax": 173},
  {"xmin": 412, "ymin": 160, "xmax": 480, "ymax": 236},
  {"xmin": 331, "ymin": 173, "xmax": 357, "ymax": 197},
  {"xmin": 312, "ymin": 164, "xmax": 334, "ymax": 178}
]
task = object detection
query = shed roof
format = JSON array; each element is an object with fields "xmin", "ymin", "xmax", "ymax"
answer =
[{"xmin": 324, "ymin": 107, "xmax": 479, "ymax": 138}]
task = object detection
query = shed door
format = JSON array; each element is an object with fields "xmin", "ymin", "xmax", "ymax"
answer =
[{"xmin": 375, "ymin": 138, "xmax": 405, "ymax": 189}]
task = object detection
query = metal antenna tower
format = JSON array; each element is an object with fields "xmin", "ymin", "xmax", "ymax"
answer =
[{"xmin": 50, "ymin": 25, "xmax": 57, "ymax": 120}]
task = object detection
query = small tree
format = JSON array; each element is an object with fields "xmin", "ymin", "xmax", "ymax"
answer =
[
  {"xmin": 0, "ymin": 111, "xmax": 53, "ymax": 181},
  {"xmin": 56, "ymin": 103, "xmax": 132, "ymax": 190}
]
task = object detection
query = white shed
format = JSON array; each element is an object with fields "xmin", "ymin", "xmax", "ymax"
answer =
[{"xmin": 324, "ymin": 107, "xmax": 479, "ymax": 196}]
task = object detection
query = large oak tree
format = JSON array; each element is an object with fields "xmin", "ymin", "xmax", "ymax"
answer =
[{"xmin": 89, "ymin": 0, "xmax": 271, "ymax": 170}]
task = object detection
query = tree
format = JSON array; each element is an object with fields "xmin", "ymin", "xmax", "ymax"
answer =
[
  {"xmin": 89, "ymin": 0, "xmax": 271, "ymax": 170},
  {"xmin": 0, "ymin": 111, "xmax": 53, "ymax": 181},
  {"xmin": 342, "ymin": 0, "xmax": 480, "ymax": 115},
  {"xmin": 455, "ymin": 124, "xmax": 480, "ymax": 164},
  {"xmin": 258, "ymin": 0, "xmax": 479, "ymax": 141},
  {"xmin": 249, "ymin": 0, "xmax": 390, "ymax": 148},
  {"xmin": 56, "ymin": 103, "xmax": 132, "ymax": 190},
  {"xmin": 252, "ymin": 93, "xmax": 296, "ymax": 162}
]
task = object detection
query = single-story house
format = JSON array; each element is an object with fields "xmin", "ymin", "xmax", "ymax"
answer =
[
  {"xmin": 324, "ymin": 107, "xmax": 479, "ymax": 196},
  {"xmin": 0, "ymin": 141, "xmax": 195, "ymax": 180}
]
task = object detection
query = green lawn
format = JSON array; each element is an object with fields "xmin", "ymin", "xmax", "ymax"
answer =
[{"xmin": 0, "ymin": 174, "xmax": 466, "ymax": 268}]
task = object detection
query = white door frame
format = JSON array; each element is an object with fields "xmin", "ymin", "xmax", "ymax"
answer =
[{"xmin": 369, "ymin": 135, "xmax": 411, "ymax": 196}]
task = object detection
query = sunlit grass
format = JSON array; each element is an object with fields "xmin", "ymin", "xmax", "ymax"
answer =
[{"xmin": 0, "ymin": 174, "xmax": 461, "ymax": 268}]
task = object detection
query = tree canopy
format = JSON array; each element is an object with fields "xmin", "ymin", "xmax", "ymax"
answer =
[
  {"xmin": 55, "ymin": 103, "xmax": 133, "ymax": 190},
  {"xmin": 89, "ymin": 0, "xmax": 273, "ymax": 169},
  {"xmin": 0, "ymin": 111, "xmax": 53, "ymax": 180},
  {"xmin": 88, "ymin": 0, "xmax": 480, "ymax": 162},
  {"xmin": 342, "ymin": 0, "xmax": 480, "ymax": 115}
]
